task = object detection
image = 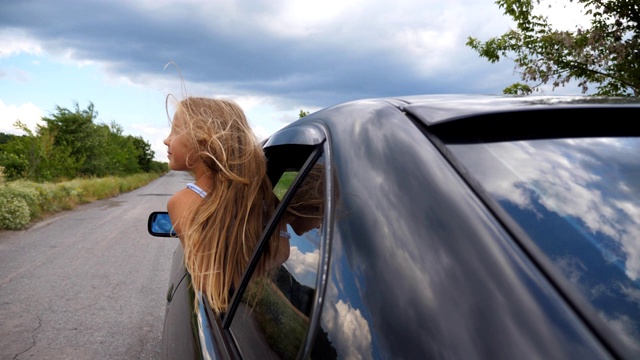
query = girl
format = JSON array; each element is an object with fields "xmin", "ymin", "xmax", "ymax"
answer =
[{"xmin": 163, "ymin": 96, "xmax": 279, "ymax": 314}]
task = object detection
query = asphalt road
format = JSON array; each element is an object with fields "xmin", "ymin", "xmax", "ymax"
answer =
[{"xmin": 0, "ymin": 171, "xmax": 193, "ymax": 360}]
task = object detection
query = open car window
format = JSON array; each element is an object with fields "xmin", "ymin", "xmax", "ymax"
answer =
[{"xmin": 226, "ymin": 143, "xmax": 326, "ymax": 360}]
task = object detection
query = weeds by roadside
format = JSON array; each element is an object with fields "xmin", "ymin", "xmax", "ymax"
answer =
[{"xmin": 0, "ymin": 173, "xmax": 163, "ymax": 230}]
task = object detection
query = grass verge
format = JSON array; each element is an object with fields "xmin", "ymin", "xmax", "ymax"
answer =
[{"xmin": 0, "ymin": 173, "xmax": 164, "ymax": 230}]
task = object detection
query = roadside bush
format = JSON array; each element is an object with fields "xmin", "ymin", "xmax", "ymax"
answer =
[
  {"xmin": 0, "ymin": 173, "xmax": 163, "ymax": 230},
  {"xmin": 0, "ymin": 190, "xmax": 31, "ymax": 230},
  {"xmin": 0, "ymin": 153, "xmax": 27, "ymax": 181},
  {"xmin": 2, "ymin": 181, "xmax": 42, "ymax": 218}
]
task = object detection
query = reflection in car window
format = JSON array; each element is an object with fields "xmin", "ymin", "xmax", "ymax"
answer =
[
  {"xmin": 229, "ymin": 157, "xmax": 325, "ymax": 360},
  {"xmin": 448, "ymin": 138, "xmax": 640, "ymax": 353},
  {"xmin": 274, "ymin": 171, "xmax": 297, "ymax": 200},
  {"xmin": 313, "ymin": 254, "xmax": 372, "ymax": 360}
]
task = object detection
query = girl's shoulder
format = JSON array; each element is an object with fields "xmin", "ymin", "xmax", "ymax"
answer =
[
  {"xmin": 167, "ymin": 188, "xmax": 202, "ymax": 217},
  {"xmin": 168, "ymin": 187, "xmax": 203, "ymax": 212},
  {"xmin": 167, "ymin": 187, "xmax": 205, "ymax": 234}
]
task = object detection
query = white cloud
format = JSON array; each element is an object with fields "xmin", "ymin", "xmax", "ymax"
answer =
[
  {"xmin": 0, "ymin": 0, "xmax": 521, "ymax": 119},
  {"xmin": 129, "ymin": 123, "xmax": 171, "ymax": 161},
  {"xmin": 598, "ymin": 312, "xmax": 640, "ymax": 352},
  {"xmin": 322, "ymin": 298, "xmax": 373, "ymax": 360},
  {"xmin": 252, "ymin": 125, "xmax": 271, "ymax": 142},
  {"xmin": 452, "ymin": 139, "xmax": 640, "ymax": 280},
  {"xmin": 0, "ymin": 29, "xmax": 42, "ymax": 58},
  {"xmin": 263, "ymin": 0, "xmax": 363, "ymax": 38},
  {"xmin": 0, "ymin": 0, "xmax": 565, "ymax": 167},
  {"xmin": 285, "ymin": 246, "xmax": 319, "ymax": 287},
  {"xmin": 0, "ymin": 100, "xmax": 44, "ymax": 134},
  {"xmin": 319, "ymin": 261, "xmax": 373, "ymax": 359},
  {"xmin": 537, "ymin": 0, "xmax": 592, "ymax": 31}
]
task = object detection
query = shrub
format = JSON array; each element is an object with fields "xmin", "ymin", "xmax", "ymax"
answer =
[
  {"xmin": 3, "ymin": 180, "xmax": 43, "ymax": 218},
  {"xmin": 0, "ymin": 173, "xmax": 163, "ymax": 230},
  {"xmin": 0, "ymin": 191, "xmax": 31, "ymax": 230}
]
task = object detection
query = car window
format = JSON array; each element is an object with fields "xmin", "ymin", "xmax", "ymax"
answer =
[
  {"xmin": 228, "ymin": 153, "xmax": 325, "ymax": 360},
  {"xmin": 447, "ymin": 137, "xmax": 640, "ymax": 354},
  {"xmin": 274, "ymin": 171, "xmax": 297, "ymax": 200}
]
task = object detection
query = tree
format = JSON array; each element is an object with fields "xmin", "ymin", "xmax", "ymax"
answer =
[
  {"xmin": 467, "ymin": 0, "xmax": 640, "ymax": 96},
  {"xmin": 0, "ymin": 132, "xmax": 16, "ymax": 145},
  {"xmin": 299, "ymin": 110, "xmax": 310, "ymax": 118},
  {"xmin": 0, "ymin": 101, "xmax": 162, "ymax": 181},
  {"xmin": 0, "ymin": 121, "xmax": 71, "ymax": 181},
  {"xmin": 1, "ymin": 121, "xmax": 80, "ymax": 181},
  {"xmin": 129, "ymin": 135, "xmax": 155, "ymax": 172},
  {"xmin": 41, "ymin": 101, "xmax": 98, "ymax": 174}
]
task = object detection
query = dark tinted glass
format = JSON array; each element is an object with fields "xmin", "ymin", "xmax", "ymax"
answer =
[
  {"xmin": 229, "ymin": 158, "xmax": 325, "ymax": 360},
  {"xmin": 449, "ymin": 138, "xmax": 640, "ymax": 353}
]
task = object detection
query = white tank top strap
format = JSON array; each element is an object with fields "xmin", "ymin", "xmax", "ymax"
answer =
[{"xmin": 186, "ymin": 183, "xmax": 207, "ymax": 198}]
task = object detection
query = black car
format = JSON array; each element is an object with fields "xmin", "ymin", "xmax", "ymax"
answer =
[{"xmin": 148, "ymin": 94, "xmax": 640, "ymax": 359}]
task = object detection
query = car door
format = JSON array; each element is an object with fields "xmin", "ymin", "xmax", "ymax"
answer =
[
  {"xmin": 202, "ymin": 123, "xmax": 331, "ymax": 359},
  {"xmin": 160, "ymin": 244, "xmax": 201, "ymax": 359}
]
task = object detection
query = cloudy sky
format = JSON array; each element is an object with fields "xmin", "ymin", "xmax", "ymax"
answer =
[{"xmin": 0, "ymin": 0, "xmax": 585, "ymax": 160}]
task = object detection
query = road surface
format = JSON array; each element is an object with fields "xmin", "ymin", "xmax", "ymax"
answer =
[{"xmin": 0, "ymin": 171, "xmax": 192, "ymax": 359}]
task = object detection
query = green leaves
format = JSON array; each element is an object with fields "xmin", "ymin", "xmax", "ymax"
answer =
[
  {"xmin": 0, "ymin": 102, "xmax": 162, "ymax": 182},
  {"xmin": 503, "ymin": 82, "xmax": 534, "ymax": 95},
  {"xmin": 468, "ymin": 0, "xmax": 640, "ymax": 96},
  {"xmin": 298, "ymin": 109, "xmax": 310, "ymax": 118}
]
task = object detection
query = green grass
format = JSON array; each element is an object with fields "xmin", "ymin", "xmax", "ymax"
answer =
[
  {"xmin": 245, "ymin": 280, "xmax": 308, "ymax": 360},
  {"xmin": 273, "ymin": 171, "xmax": 297, "ymax": 200},
  {"xmin": 0, "ymin": 173, "xmax": 163, "ymax": 230}
]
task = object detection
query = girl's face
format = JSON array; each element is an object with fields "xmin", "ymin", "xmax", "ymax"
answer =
[{"xmin": 163, "ymin": 109, "xmax": 195, "ymax": 171}]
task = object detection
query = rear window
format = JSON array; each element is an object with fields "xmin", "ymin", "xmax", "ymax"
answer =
[{"xmin": 448, "ymin": 138, "xmax": 640, "ymax": 351}]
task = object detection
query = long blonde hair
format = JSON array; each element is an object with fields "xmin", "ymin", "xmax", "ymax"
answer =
[{"xmin": 172, "ymin": 97, "xmax": 277, "ymax": 314}]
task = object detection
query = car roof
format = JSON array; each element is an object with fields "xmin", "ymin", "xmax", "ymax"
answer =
[
  {"xmin": 382, "ymin": 94, "xmax": 640, "ymax": 125},
  {"xmin": 266, "ymin": 94, "xmax": 640, "ymax": 147}
]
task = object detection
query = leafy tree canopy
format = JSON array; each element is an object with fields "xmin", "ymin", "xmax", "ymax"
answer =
[
  {"xmin": 0, "ymin": 102, "xmax": 164, "ymax": 181},
  {"xmin": 467, "ymin": 0, "xmax": 640, "ymax": 96},
  {"xmin": 299, "ymin": 109, "xmax": 310, "ymax": 118},
  {"xmin": 0, "ymin": 132, "xmax": 17, "ymax": 145}
]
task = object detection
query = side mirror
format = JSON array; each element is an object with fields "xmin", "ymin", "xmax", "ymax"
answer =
[{"xmin": 148, "ymin": 211, "xmax": 177, "ymax": 237}]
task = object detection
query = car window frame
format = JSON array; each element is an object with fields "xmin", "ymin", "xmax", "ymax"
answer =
[
  {"xmin": 213, "ymin": 121, "xmax": 332, "ymax": 358},
  {"xmin": 223, "ymin": 142, "xmax": 324, "ymax": 327}
]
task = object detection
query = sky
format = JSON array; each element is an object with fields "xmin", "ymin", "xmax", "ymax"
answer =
[{"xmin": 0, "ymin": 0, "xmax": 588, "ymax": 161}]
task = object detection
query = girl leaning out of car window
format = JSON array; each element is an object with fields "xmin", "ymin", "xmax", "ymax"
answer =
[{"xmin": 163, "ymin": 96, "xmax": 288, "ymax": 314}]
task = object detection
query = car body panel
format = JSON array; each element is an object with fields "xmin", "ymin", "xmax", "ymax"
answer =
[
  {"xmin": 300, "ymin": 99, "xmax": 612, "ymax": 358},
  {"xmin": 153, "ymin": 95, "xmax": 640, "ymax": 359},
  {"xmin": 161, "ymin": 245, "xmax": 201, "ymax": 360},
  {"xmin": 162, "ymin": 244, "xmax": 227, "ymax": 360}
]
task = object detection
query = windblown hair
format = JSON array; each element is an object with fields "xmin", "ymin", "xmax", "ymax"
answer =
[
  {"xmin": 172, "ymin": 97, "xmax": 277, "ymax": 314},
  {"xmin": 286, "ymin": 164, "xmax": 324, "ymax": 220}
]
